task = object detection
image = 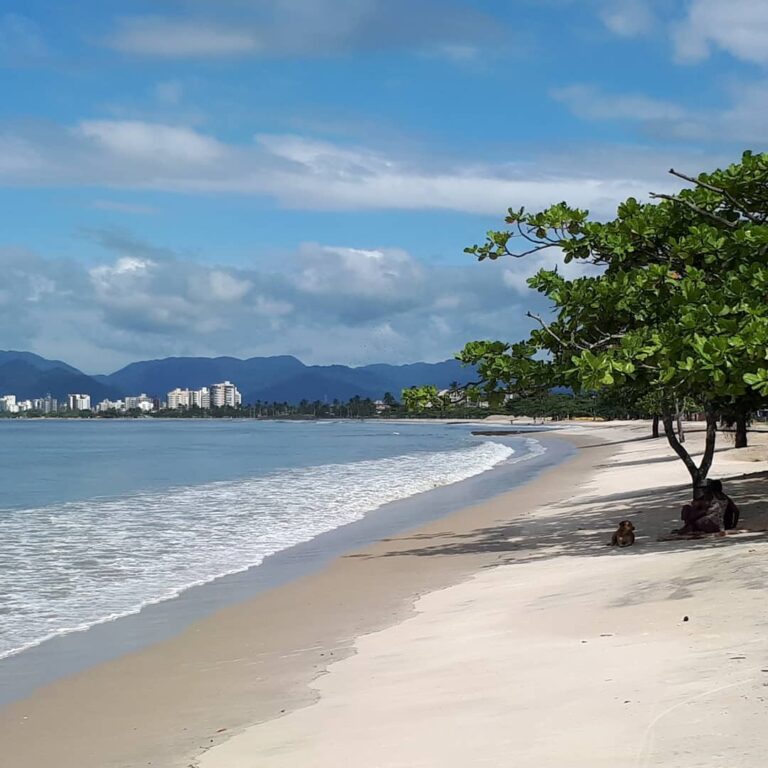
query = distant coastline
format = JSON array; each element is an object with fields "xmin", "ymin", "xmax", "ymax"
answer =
[{"xmin": 0, "ymin": 350, "xmax": 473, "ymax": 409}]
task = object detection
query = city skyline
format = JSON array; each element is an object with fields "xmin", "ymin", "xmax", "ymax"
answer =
[{"xmin": 0, "ymin": 379, "xmax": 244, "ymax": 413}]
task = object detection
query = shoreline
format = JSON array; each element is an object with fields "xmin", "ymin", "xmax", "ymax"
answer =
[
  {"xmin": 198, "ymin": 424, "xmax": 768, "ymax": 768},
  {"xmin": 0, "ymin": 430, "xmax": 570, "ymax": 705},
  {"xmin": 8, "ymin": 421, "xmax": 767, "ymax": 766},
  {"xmin": 0, "ymin": 431, "xmax": 596, "ymax": 767}
]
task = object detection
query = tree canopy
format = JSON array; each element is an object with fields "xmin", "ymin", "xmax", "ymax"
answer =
[{"xmin": 459, "ymin": 151, "xmax": 768, "ymax": 493}]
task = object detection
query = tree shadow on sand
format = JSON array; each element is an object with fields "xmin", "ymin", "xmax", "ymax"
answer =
[
  {"xmin": 594, "ymin": 443, "xmax": 733, "ymax": 470},
  {"xmin": 345, "ymin": 470, "xmax": 768, "ymax": 569}
]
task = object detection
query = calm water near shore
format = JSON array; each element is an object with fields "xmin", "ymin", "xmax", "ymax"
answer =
[{"xmin": 0, "ymin": 419, "xmax": 571, "ymax": 705}]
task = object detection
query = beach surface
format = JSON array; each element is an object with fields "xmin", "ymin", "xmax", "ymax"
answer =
[{"xmin": 3, "ymin": 421, "xmax": 768, "ymax": 767}]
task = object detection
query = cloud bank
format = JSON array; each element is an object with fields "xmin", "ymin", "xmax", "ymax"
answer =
[
  {"xmin": 106, "ymin": 1, "xmax": 501, "ymax": 59},
  {"xmin": 0, "ymin": 118, "xmax": 688, "ymax": 217},
  {"xmin": 673, "ymin": 0, "xmax": 768, "ymax": 64},
  {"xmin": 0, "ymin": 232, "xmax": 579, "ymax": 373}
]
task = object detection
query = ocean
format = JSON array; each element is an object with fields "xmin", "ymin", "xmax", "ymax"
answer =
[{"xmin": 0, "ymin": 419, "xmax": 548, "ymax": 665}]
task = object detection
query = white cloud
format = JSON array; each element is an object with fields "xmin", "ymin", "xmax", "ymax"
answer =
[
  {"xmin": 553, "ymin": 81, "xmax": 768, "ymax": 146},
  {"xmin": 295, "ymin": 245, "xmax": 424, "ymax": 299},
  {"xmin": 103, "ymin": 1, "xmax": 503, "ymax": 60},
  {"xmin": 206, "ymin": 271, "xmax": 253, "ymax": 303},
  {"xmin": 292, "ymin": 244, "xmax": 427, "ymax": 323},
  {"xmin": 552, "ymin": 84, "xmax": 686, "ymax": 123},
  {"xmin": 90, "ymin": 256, "xmax": 154, "ymax": 294},
  {"xmin": 599, "ymin": 0, "xmax": 655, "ymax": 37},
  {"xmin": 108, "ymin": 17, "xmax": 259, "ymax": 57},
  {"xmin": 0, "ymin": 233, "xmax": 557, "ymax": 372},
  {"xmin": 0, "ymin": 135, "xmax": 42, "ymax": 173},
  {"xmin": 502, "ymin": 248, "xmax": 601, "ymax": 294},
  {"xmin": 0, "ymin": 119, "xmax": 688, "ymax": 217},
  {"xmin": 673, "ymin": 0, "xmax": 768, "ymax": 64},
  {"xmin": 78, "ymin": 120, "xmax": 225, "ymax": 164},
  {"xmin": 249, "ymin": 134, "xmax": 668, "ymax": 216}
]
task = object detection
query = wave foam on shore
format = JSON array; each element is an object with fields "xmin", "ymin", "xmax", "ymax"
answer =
[{"xmin": 0, "ymin": 438, "xmax": 533, "ymax": 660}]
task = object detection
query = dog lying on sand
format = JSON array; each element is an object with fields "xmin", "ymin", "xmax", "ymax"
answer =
[{"xmin": 610, "ymin": 520, "xmax": 635, "ymax": 548}]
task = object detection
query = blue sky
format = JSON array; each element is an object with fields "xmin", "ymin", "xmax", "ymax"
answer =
[{"xmin": 1, "ymin": 0, "xmax": 767, "ymax": 373}]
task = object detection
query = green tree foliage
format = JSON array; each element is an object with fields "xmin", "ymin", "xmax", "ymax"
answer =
[
  {"xmin": 401, "ymin": 385, "xmax": 438, "ymax": 413},
  {"xmin": 461, "ymin": 151, "xmax": 768, "ymax": 494}
]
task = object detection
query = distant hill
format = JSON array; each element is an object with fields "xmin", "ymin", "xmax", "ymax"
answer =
[
  {"xmin": 0, "ymin": 350, "xmax": 81, "ymax": 375},
  {"xmin": 0, "ymin": 351, "xmax": 475, "ymax": 404},
  {"xmin": 353, "ymin": 361, "xmax": 475, "ymax": 397},
  {"xmin": 102, "ymin": 356, "xmax": 473, "ymax": 403},
  {"xmin": 98, "ymin": 355, "xmax": 306, "ymax": 397},
  {"xmin": 0, "ymin": 360, "xmax": 121, "ymax": 402}
]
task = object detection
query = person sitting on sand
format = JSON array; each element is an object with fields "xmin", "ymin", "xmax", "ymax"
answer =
[{"xmin": 674, "ymin": 479, "xmax": 740, "ymax": 535}]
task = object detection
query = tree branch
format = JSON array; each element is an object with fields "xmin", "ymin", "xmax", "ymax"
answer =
[
  {"xmin": 527, "ymin": 312, "xmax": 587, "ymax": 351},
  {"xmin": 662, "ymin": 414, "xmax": 698, "ymax": 478},
  {"xmin": 668, "ymin": 168, "xmax": 761, "ymax": 223},
  {"xmin": 504, "ymin": 242, "xmax": 557, "ymax": 258},
  {"xmin": 515, "ymin": 221, "xmax": 547, "ymax": 247},
  {"xmin": 649, "ymin": 193, "xmax": 739, "ymax": 228}
]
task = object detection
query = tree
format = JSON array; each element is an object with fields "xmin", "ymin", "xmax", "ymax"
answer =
[
  {"xmin": 401, "ymin": 385, "xmax": 438, "ymax": 413},
  {"xmin": 382, "ymin": 391, "xmax": 399, "ymax": 408},
  {"xmin": 461, "ymin": 152, "xmax": 768, "ymax": 495}
]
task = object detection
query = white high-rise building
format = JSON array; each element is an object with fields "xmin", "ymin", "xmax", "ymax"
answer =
[
  {"xmin": 0, "ymin": 395, "xmax": 18, "ymax": 413},
  {"xmin": 125, "ymin": 393, "xmax": 155, "ymax": 411},
  {"xmin": 68, "ymin": 394, "xmax": 91, "ymax": 411},
  {"xmin": 189, "ymin": 387, "xmax": 210, "ymax": 409},
  {"xmin": 167, "ymin": 383, "xmax": 241, "ymax": 410},
  {"xmin": 210, "ymin": 381, "xmax": 241, "ymax": 408},
  {"xmin": 167, "ymin": 388, "xmax": 191, "ymax": 409},
  {"xmin": 96, "ymin": 399, "xmax": 126, "ymax": 412},
  {"xmin": 33, "ymin": 395, "xmax": 58, "ymax": 413},
  {"xmin": 167, "ymin": 387, "xmax": 211, "ymax": 409}
]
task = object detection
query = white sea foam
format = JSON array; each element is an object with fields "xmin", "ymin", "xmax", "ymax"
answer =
[{"xmin": 0, "ymin": 439, "xmax": 521, "ymax": 660}]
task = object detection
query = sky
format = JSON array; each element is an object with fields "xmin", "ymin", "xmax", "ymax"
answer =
[{"xmin": 1, "ymin": 0, "xmax": 767, "ymax": 374}]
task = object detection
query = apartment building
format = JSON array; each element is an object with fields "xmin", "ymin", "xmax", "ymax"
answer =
[
  {"xmin": 167, "ymin": 382, "xmax": 241, "ymax": 410},
  {"xmin": 68, "ymin": 394, "xmax": 92, "ymax": 411}
]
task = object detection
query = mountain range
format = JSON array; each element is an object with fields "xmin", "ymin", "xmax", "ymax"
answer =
[{"xmin": 0, "ymin": 351, "xmax": 474, "ymax": 404}]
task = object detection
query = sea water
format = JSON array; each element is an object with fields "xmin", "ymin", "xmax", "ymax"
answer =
[{"xmin": 0, "ymin": 419, "xmax": 544, "ymax": 661}]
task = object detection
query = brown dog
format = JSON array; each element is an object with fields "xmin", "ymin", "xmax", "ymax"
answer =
[{"xmin": 610, "ymin": 520, "xmax": 635, "ymax": 548}]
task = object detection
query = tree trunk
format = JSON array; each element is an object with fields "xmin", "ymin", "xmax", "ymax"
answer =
[
  {"xmin": 663, "ymin": 409, "xmax": 717, "ymax": 498},
  {"xmin": 652, "ymin": 414, "xmax": 660, "ymax": 438},
  {"xmin": 735, "ymin": 413, "xmax": 748, "ymax": 448},
  {"xmin": 675, "ymin": 398, "xmax": 685, "ymax": 443}
]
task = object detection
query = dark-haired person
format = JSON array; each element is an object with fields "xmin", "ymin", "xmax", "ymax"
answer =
[
  {"xmin": 707, "ymin": 479, "xmax": 740, "ymax": 530},
  {"xmin": 674, "ymin": 479, "xmax": 740, "ymax": 535}
]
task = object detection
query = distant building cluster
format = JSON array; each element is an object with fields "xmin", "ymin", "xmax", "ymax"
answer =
[
  {"xmin": 94, "ymin": 393, "xmax": 156, "ymax": 413},
  {"xmin": 0, "ymin": 394, "xmax": 59, "ymax": 413},
  {"xmin": 0, "ymin": 381, "xmax": 243, "ymax": 414},
  {"xmin": 167, "ymin": 381, "xmax": 241, "ymax": 410}
]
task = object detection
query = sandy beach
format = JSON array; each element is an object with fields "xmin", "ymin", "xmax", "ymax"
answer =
[{"xmin": 3, "ymin": 422, "xmax": 768, "ymax": 767}]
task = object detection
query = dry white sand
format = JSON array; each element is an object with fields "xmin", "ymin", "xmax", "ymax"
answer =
[{"xmin": 198, "ymin": 424, "xmax": 768, "ymax": 768}]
